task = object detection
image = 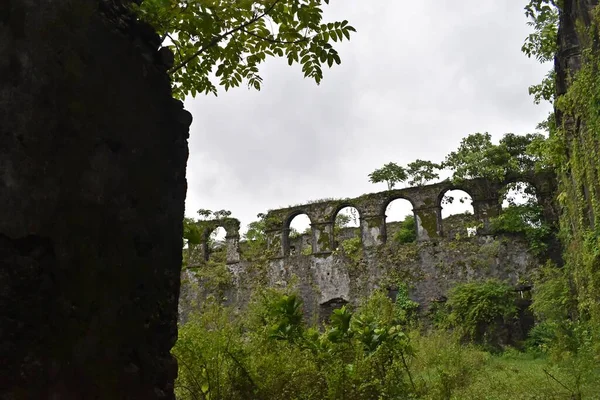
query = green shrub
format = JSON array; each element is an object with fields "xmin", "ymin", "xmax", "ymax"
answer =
[
  {"xmin": 393, "ymin": 215, "xmax": 417, "ymax": 244},
  {"xmin": 490, "ymin": 204, "xmax": 551, "ymax": 255},
  {"xmin": 446, "ymin": 279, "xmax": 517, "ymax": 346}
]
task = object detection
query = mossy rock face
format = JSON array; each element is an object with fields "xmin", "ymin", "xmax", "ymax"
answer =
[
  {"xmin": 317, "ymin": 230, "xmax": 331, "ymax": 251},
  {"xmin": 417, "ymin": 211, "xmax": 438, "ymax": 238}
]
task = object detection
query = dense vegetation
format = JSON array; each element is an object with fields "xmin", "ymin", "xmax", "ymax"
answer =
[{"xmin": 174, "ymin": 285, "xmax": 600, "ymax": 399}]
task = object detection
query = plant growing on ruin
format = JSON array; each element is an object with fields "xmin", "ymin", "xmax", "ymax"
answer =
[
  {"xmin": 368, "ymin": 162, "xmax": 408, "ymax": 190},
  {"xmin": 443, "ymin": 132, "xmax": 547, "ymax": 182},
  {"xmin": 131, "ymin": 0, "xmax": 356, "ymax": 99},
  {"xmin": 393, "ymin": 215, "xmax": 417, "ymax": 244},
  {"xmin": 445, "ymin": 279, "xmax": 517, "ymax": 345},
  {"xmin": 405, "ymin": 159, "xmax": 441, "ymax": 187}
]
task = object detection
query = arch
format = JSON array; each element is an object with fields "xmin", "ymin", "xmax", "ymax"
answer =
[
  {"xmin": 329, "ymin": 202, "xmax": 362, "ymax": 224},
  {"xmin": 319, "ymin": 297, "xmax": 349, "ymax": 325},
  {"xmin": 381, "ymin": 195, "xmax": 416, "ymax": 218},
  {"xmin": 285, "ymin": 212, "xmax": 313, "ymax": 256},
  {"xmin": 504, "ymin": 175, "xmax": 541, "ymax": 196},
  {"xmin": 384, "ymin": 197, "xmax": 416, "ymax": 244},
  {"xmin": 437, "ymin": 186, "xmax": 475, "ymax": 209},
  {"xmin": 333, "ymin": 206, "xmax": 361, "ymax": 251},
  {"xmin": 496, "ymin": 181, "xmax": 544, "ymax": 230},
  {"xmin": 499, "ymin": 181, "xmax": 539, "ymax": 208},
  {"xmin": 439, "ymin": 189, "xmax": 477, "ymax": 238},
  {"xmin": 284, "ymin": 209, "xmax": 314, "ymax": 229},
  {"xmin": 205, "ymin": 226, "xmax": 227, "ymax": 262}
]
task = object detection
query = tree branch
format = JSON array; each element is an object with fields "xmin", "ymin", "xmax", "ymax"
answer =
[
  {"xmin": 240, "ymin": 27, "xmax": 310, "ymax": 45},
  {"xmin": 169, "ymin": 0, "xmax": 283, "ymax": 74}
]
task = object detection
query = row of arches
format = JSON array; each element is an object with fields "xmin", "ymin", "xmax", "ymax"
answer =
[
  {"xmin": 285, "ymin": 181, "xmax": 540, "ymax": 256},
  {"xmin": 191, "ymin": 178, "xmax": 549, "ymax": 262}
]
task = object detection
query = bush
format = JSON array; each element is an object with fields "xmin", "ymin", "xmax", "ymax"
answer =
[
  {"xmin": 393, "ymin": 215, "xmax": 417, "ymax": 244},
  {"xmin": 446, "ymin": 279, "xmax": 517, "ymax": 347}
]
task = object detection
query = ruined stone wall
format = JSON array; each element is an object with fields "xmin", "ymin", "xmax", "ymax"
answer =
[
  {"xmin": 179, "ymin": 172, "xmax": 557, "ymax": 323},
  {"xmin": 1, "ymin": 1, "xmax": 190, "ymax": 398}
]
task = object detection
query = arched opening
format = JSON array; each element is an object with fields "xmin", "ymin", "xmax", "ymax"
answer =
[
  {"xmin": 440, "ymin": 189, "xmax": 477, "ymax": 238},
  {"xmin": 334, "ymin": 206, "xmax": 361, "ymax": 251},
  {"xmin": 319, "ymin": 298, "xmax": 349, "ymax": 326},
  {"xmin": 500, "ymin": 181, "xmax": 538, "ymax": 208},
  {"xmin": 207, "ymin": 226, "xmax": 227, "ymax": 263},
  {"xmin": 385, "ymin": 198, "xmax": 416, "ymax": 244},
  {"xmin": 287, "ymin": 213, "xmax": 312, "ymax": 256},
  {"xmin": 493, "ymin": 181, "xmax": 545, "ymax": 233}
]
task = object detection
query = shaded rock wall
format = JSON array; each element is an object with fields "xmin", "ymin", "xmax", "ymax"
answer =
[{"xmin": 0, "ymin": 1, "xmax": 190, "ymax": 398}]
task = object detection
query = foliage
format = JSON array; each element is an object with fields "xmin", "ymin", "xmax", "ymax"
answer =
[
  {"xmin": 392, "ymin": 215, "xmax": 417, "ymax": 244},
  {"xmin": 445, "ymin": 279, "xmax": 517, "ymax": 345},
  {"xmin": 196, "ymin": 208, "xmax": 232, "ymax": 220},
  {"xmin": 174, "ymin": 288, "xmax": 421, "ymax": 399},
  {"xmin": 393, "ymin": 283, "xmax": 420, "ymax": 326},
  {"xmin": 266, "ymin": 293, "xmax": 305, "ymax": 342},
  {"xmin": 132, "ymin": 0, "xmax": 356, "ymax": 99},
  {"xmin": 368, "ymin": 162, "xmax": 407, "ymax": 190},
  {"xmin": 241, "ymin": 213, "xmax": 269, "ymax": 260},
  {"xmin": 443, "ymin": 132, "xmax": 546, "ymax": 182},
  {"xmin": 406, "ymin": 159, "xmax": 441, "ymax": 187},
  {"xmin": 443, "ymin": 132, "xmax": 506, "ymax": 181},
  {"xmin": 522, "ymin": 0, "xmax": 559, "ymax": 104},
  {"xmin": 536, "ymin": 4, "xmax": 600, "ymax": 346},
  {"xmin": 339, "ymin": 236, "xmax": 362, "ymax": 260},
  {"xmin": 173, "ymin": 287, "xmax": 600, "ymax": 400},
  {"xmin": 490, "ymin": 203, "xmax": 552, "ymax": 256}
]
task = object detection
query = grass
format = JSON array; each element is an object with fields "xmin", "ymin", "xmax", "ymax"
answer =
[{"xmin": 408, "ymin": 332, "xmax": 600, "ymax": 400}]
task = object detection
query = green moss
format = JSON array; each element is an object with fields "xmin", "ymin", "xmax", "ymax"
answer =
[
  {"xmin": 416, "ymin": 210, "xmax": 438, "ymax": 238},
  {"xmin": 317, "ymin": 230, "xmax": 331, "ymax": 251}
]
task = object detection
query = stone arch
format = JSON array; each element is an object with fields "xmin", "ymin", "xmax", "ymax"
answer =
[
  {"xmin": 200, "ymin": 218, "xmax": 241, "ymax": 264},
  {"xmin": 438, "ymin": 187, "xmax": 477, "ymax": 238},
  {"xmin": 205, "ymin": 226, "xmax": 227, "ymax": 262},
  {"xmin": 319, "ymin": 297, "xmax": 349, "ymax": 325},
  {"xmin": 381, "ymin": 194, "xmax": 416, "ymax": 217},
  {"xmin": 283, "ymin": 211, "xmax": 313, "ymax": 256},
  {"xmin": 500, "ymin": 180, "xmax": 539, "ymax": 208},
  {"xmin": 437, "ymin": 186, "xmax": 475, "ymax": 211},
  {"xmin": 332, "ymin": 205, "xmax": 362, "ymax": 251},
  {"xmin": 495, "ymin": 181, "xmax": 544, "ymax": 232},
  {"xmin": 383, "ymin": 196, "xmax": 416, "ymax": 244}
]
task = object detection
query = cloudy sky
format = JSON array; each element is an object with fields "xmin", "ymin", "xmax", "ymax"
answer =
[{"xmin": 183, "ymin": 0, "xmax": 553, "ymax": 235}]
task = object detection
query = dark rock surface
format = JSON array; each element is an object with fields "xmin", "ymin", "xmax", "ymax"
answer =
[{"xmin": 0, "ymin": 1, "xmax": 190, "ymax": 398}]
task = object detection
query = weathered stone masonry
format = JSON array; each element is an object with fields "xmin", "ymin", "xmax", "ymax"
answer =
[
  {"xmin": 1, "ymin": 1, "xmax": 190, "ymax": 399},
  {"xmin": 181, "ymin": 172, "xmax": 558, "ymax": 323}
]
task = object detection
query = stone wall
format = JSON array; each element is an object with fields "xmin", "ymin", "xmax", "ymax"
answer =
[
  {"xmin": 179, "ymin": 172, "xmax": 557, "ymax": 323},
  {"xmin": 0, "ymin": 1, "xmax": 190, "ymax": 398}
]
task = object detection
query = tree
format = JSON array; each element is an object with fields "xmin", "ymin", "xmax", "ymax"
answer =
[
  {"xmin": 132, "ymin": 0, "xmax": 356, "ymax": 99},
  {"xmin": 499, "ymin": 133, "xmax": 546, "ymax": 174},
  {"xmin": 443, "ymin": 132, "xmax": 546, "ymax": 182},
  {"xmin": 405, "ymin": 159, "xmax": 441, "ymax": 187},
  {"xmin": 368, "ymin": 162, "xmax": 408, "ymax": 190},
  {"xmin": 522, "ymin": 0, "xmax": 559, "ymax": 105},
  {"xmin": 443, "ymin": 133, "xmax": 508, "ymax": 181}
]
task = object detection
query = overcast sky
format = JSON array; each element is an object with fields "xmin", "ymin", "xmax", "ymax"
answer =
[{"xmin": 183, "ymin": 0, "xmax": 553, "ymax": 235}]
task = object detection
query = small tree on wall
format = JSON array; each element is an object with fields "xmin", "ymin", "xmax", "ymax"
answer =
[
  {"xmin": 368, "ymin": 162, "xmax": 407, "ymax": 190},
  {"xmin": 406, "ymin": 159, "xmax": 441, "ymax": 187}
]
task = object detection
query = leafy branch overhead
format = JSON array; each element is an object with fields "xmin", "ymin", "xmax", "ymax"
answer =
[{"xmin": 132, "ymin": 0, "xmax": 356, "ymax": 99}]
